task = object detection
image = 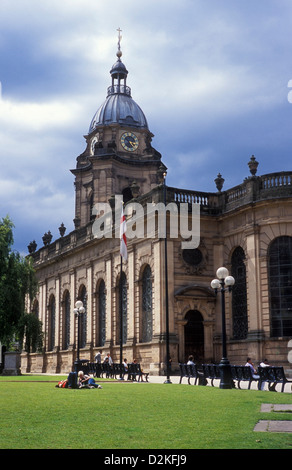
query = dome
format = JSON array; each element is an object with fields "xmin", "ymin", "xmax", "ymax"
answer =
[
  {"xmin": 89, "ymin": 91, "xmax": 148, "ymax": 133},
  {"xmin": 89, "ymin": 53, "xmax": 148, "ymax": 133},
  {"xmin": 110, "ymin": 59, "xmax": 128, "ymax": 78}
]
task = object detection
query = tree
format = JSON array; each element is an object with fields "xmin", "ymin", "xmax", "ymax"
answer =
[
  {"xmin": 18, "ymin": 313, "xmax": 43, "ymax": 353},
  {"xmin": 0, "ymin": 216, "xmax": 41, "ymax": 351}
]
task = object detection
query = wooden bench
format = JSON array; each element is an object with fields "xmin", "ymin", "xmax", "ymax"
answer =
[
  {"xmin": 230, "ymin": 365, "xmax": 259, "ymax": 389},
  {"xmin": 127, "ymin": 363, "xmax": 149, "ymax": 382},
  {"xmin": 89, "ymin": 362, "xmax": 126, "ymax": 379},
  {"xmin": 202, "ymin": 364, "xmax": 221, "ymax": 387},
  {"xmin": 88, "ymin": 362, "xmax": 116, "ymax": 378},
  {"xmin": 203, "ymin": 363, "xmax": 257, "ymax": 389},
  {"xmin": 112, "ymin": 363, "xmax": 127, "ymax": 379},
  {"xmin": 180, "ymin": 363, "xmax": 292, "ymax": 392},
  {"xmin": 87, "ymin": 362, "xmax": 149, "ymax": 381},
  {"xmin": 179, "ymin": 363, "xmax": 191, "ymax": 384},
  {"xmin": 258, "ymin": 366, "xmax": 292, "ymax": 393},
  {"xmin": 88, "ymin": 362, "xmax": 111, "ymax": 378},
  {"xmin": 179, "ymin": 363, "xmax": 206, "ymax": 385},
  {"xmin": 178, "ymin": 363, "xmax": 199, "ymax": 385}
]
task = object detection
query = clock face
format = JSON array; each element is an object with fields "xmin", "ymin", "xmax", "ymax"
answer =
[{"xmin": 121, "ymin": 132, "xmax": 139, "ymax": 152}]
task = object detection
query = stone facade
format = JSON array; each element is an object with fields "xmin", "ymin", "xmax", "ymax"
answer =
[
  {"xmin": 22, "ymin": 46, "xmax": 292, "ymax": 375},
  {"xmin": 22, "ymin": 168, "xmax": 292, "ymax": 375}
]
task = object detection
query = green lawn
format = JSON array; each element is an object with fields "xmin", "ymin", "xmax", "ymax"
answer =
[{"xmin": 0, "ymin": 375, "xmax": 291, "ymax": 449}]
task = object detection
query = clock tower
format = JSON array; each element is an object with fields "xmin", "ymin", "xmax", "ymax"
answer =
[{"xmin": 71, "ymin": 31, "xmax": 166, "ymax": 229}]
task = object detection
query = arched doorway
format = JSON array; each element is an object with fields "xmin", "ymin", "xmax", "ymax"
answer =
[{"xmin": 184, "ymin": 310, "xmax": 204, "ymax": 362}]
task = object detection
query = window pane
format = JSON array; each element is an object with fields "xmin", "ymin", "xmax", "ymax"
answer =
[
  {"xmin": 99, "ymin": 281, "xmax": 106, "ymax": 346},
  {"xmin": 63, "ymin": 292, "xmax": 70, "ymax": 350},
  {"xmin": 80, "ymin": 287, "xmax": 87, "ymax": 348},
  {"xmin": 268, "ymin": 236, "xmax": 292, "ymax": 337},
  {"xmin": 142, "ymin": 265, "xmax": 152, "ymax": 342},
  {"xmin": 231, "ymin": 247, "xmax": 248, "ymax": 339}
]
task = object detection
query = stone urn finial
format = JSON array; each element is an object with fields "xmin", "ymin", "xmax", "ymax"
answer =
[
  {"xmin": 214, "ymin": 173, "xmax": 225, "ymax": 192},
  {"xmin": 248, "ymin": 155, "xmax": 259, "ymax": 176},
  {"xmin": 42, "ymin": 231, "xmax": 52, "ymax": 246},
  {"xmin": 58, "ymin": 223, "xmax": 66, "ymax": 237},
  {"xmin": 27, "ymin": 240, "xmax": 37, "ymax": 254}
]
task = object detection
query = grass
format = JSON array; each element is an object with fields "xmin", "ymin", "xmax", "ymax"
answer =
[{"xmin": 0, "ymin": 375, "xmax": 291, "ymax": 449}]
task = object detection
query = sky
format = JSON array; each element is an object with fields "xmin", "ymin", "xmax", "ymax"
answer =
[{"xmin": 1, "ymin": 0, "xmax": 292, "ymax": 255}]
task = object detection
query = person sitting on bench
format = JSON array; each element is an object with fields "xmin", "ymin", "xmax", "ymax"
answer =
[
  {"xmin": 245, "ymin": 357, "xmax": 264, "ymax": 390},
  {"xmin": 259, "ymin": 359, "xmax": 276, "ymax": 391}
]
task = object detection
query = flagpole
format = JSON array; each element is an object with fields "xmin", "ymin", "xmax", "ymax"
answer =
[
  {"xmin": 163, "ymin": 172, "xmax": 172, "ymax": 384},
  {"xmin": 119, "ymin": 254, "xmax": 123, "ymax": 380},
  {"xmin": 119, "ymin": 201, "xmax": 127, "ymax": 380}
]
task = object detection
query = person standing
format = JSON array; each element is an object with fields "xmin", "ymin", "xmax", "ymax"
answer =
[{"xmin": 95, "ymin": 350, "xmax": 102, "ymax": 363}]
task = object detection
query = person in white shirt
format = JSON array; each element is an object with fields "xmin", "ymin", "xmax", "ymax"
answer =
[
  {"xmin": 187, "ymin": 355, "xmax": 195, "ymax": 365},
  {"xmin": 104, "ymin": 353, "xmax": 113, "ymax": 365},
  {"xmin": 245, "ymin": 357, "xmax": 265, "ymax": 390},
  {"xmin": 259, "ymin": 358, "xmax": 276, "ymax": 391},
  {"xmin": 95, "ymin": 350, "xmax": 102, "ymax": 363},
  {"xmin": 260, "ymin": 358, "xmax": 269, "ymax": 367}
]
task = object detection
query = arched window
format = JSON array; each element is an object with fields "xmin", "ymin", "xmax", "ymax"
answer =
[
  {"xmin": 141, "ymin": 265, "xmax": 152, "ymax": 343},
  {"xmin": 97, "ymin": 280, "xmax": 106, "ymax": 347},
  {"xmin": 89, "ymin": 193, "xmax": 94, "ymax": 221},
  {"xmin": 231, "ymin": 247, "xmax": 248, "ymax": 339},
  {"xmin": 62, "ymin": 291, "xmax": 70, "ymax": 350},
  {"xmin": 79, "ymin": 286, "xmax": 87, "ymax": 348},
  {"xmin": 117, "ymin": 272, "xmax": 127, "ymax": 345},
  {"xmin": 268, "ymin": 236, "xmax": 292, "ymax": 337},
  {"xmin": 122, "ymin": 187, "xmax": 133, "ymax": 203},
  {"xmin": 48, "ymin": 295, "xmax": 55, "ymax": 351}
]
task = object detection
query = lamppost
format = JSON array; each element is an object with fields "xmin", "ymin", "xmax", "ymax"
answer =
[
  {"xmin": 163, "ymin": 171, "xmax": 171, "ymax": 384},
  {"xmin": 74, "ymin": 300, "xmax": 85, "ymax": 373},
  {"xmin": 211, "ymin": 267, "xmax": 235, "ymax": 389}
]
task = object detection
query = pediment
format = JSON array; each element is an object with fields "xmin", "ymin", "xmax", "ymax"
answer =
[{"xmin": 174, "ymin": 284, "xmax": 215, "ymax": 299}]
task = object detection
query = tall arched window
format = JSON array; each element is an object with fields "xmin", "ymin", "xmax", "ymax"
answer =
[
  {"xmin": 117, "ymin": 272, "xmax": 127, "ymax": 345},
  {"xmin": 231, "ymin": 247, "xmax": 248, "ymax": 339},
  {"xmin": 48, "ymin": 295, "xmax": 55, "ymax": 351},
  {"xmin": 62, "ymin": 291, "xmax": 70, "ymax": 350},
  {"xmin": 79, "ymin": 286, "xmax": 87, "ymax": 348},
  {"xmin": 268, "ymin": 236, "xmax": 292, "ymax": 337},
  {"xmin": 122, "ymin": 187, "xmax": 133, "ymax": 203},
  {"xmin": 97, "ymin": 280, "xmax": 106, "ymax": 346},
  {"xmin": 141, "ymin": 265, "xmax": 153, "ymax": 343}
]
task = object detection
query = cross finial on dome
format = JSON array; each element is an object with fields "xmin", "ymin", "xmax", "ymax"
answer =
[{"xmin": 117, "ymin": 27, "xmax": 122, "ymax": 59}]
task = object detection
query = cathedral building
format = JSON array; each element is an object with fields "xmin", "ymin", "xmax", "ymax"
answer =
[{"xmin": 22, "ymin": 38, "xmax": 292, "ymax": 376}]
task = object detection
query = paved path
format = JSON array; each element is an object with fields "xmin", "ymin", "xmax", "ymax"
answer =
[{"xmin": 253, "ymin": 404, "xmax": 292, "ymax": 433}]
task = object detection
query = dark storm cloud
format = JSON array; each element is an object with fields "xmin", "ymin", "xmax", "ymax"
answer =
[{"xmin": 1, "ymin": 0, "xmax": 292, "ymax": 253}]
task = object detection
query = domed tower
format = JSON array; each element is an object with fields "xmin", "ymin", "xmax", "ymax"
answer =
[{"xmin": 71, "ymin": 30, "xmax": 166, "ymax": 229}]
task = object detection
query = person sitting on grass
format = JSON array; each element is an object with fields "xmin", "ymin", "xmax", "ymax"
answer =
[{"xmin": 78, "ymin": 370, "xmax": 102, "ymax": 389}]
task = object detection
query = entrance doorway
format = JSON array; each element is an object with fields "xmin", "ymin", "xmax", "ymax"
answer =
[{"xmin": 184, "ymin": 310, "xmax": 204, "ymax": 362}]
